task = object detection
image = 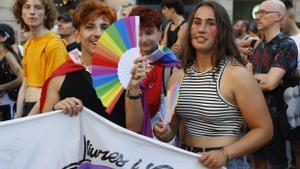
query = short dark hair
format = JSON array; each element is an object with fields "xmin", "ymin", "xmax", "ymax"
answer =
[
  {"xmin": 12, "ymin": 0, "xmax": 58, "ymax": 30},
  {"xmin": 0, "ymin": 23, "xmax": 15, "ymax": 46},
  {"xmin": 58, "ymin": 11, "xmax": 73, "ymax": 22},
  {"xmin": 179, "ymin": 1, "xmax": 244, "ymax": 73},
  {"xmin": 129, "ymin": 6, "xmax": 162, "ymax": 30},
  {"xmin": 0, "ymin": 23, "xmax": 20, "ymax": 63},
  {"xmin": 161, "ymin": 0, "xmax": 184, "ymax": 15}
]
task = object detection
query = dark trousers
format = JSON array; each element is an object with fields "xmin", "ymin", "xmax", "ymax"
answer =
[
  {"xmin": 22, "ymin": 102, "xmax": 36, "ymax": 117},
  {"xmin": 252, "ymin": 116, "xmax": 288, "ymax": 168},
  {"xmin": 0, "ymin": 104, "xmax": 11, "ymax": 121}
]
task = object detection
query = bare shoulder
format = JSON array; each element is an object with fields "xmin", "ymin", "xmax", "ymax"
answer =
[
  {"xmin": 180, "ymin": 22, "xmax": 188, "ymax": 29},
  {"xmin": 168, "ymin": 69, "xmax": 185, "ymax": 88},
  {"xmin": 225, "ymin": 61, "xmax": 257, "ymax": 88},
  {"xmin": 164, "ymin": 22, "xmax": 172, "ymax": 32},
  {"xmin": 178, "ymin": 23, "xmax": 188, "ymax": 35},
  {"xmin": 5, "ymin": 52, "xmax": 18, "ymax": 63}
]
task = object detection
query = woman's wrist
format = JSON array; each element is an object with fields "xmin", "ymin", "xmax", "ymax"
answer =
[
  {"xmin": 219, "ymin": 148, "xmax": 231, "ymax": 163},
  {"xmin": 126, "ymin": 87, "xmax": 142, "ymax": 99}
]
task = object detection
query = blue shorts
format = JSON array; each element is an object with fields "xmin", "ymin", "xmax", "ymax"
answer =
[{"xmin": 226, "ymin": 156, "xmax": 250, "ymax": 169}]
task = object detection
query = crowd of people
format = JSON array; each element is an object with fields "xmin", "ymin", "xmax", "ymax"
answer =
[{"xmin": 0, "ymin": 0, "xmax": 299, "ymax": 168}]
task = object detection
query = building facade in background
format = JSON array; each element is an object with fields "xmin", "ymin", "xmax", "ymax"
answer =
[{"xmin": 0, "ymin": 0, "xmax": 299, "ymax": 43}]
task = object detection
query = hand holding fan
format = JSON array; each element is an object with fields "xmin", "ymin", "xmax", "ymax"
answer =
[
  {"xmin": 157, "ymin": 83, "xmax": 180, "ymax": 125},
  {"xmin": 92, "ymin": 16, "xmax": 140, "ymax": 114}
]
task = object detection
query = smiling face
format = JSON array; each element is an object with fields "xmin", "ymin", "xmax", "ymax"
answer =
[
  {"xmin": 190, "ymin": 5, "xmax": 217, "ymax": 54},
  {"xmin": 21, "ymin": 0, "xmax": 46, "ymax": 29},
  {"xmin": 139, "ymin": 26, "xmax": 161, "ymax": 55},
  {"xmin": 79, "ymin": 16, "xmax": 110, "ymax": 57}
]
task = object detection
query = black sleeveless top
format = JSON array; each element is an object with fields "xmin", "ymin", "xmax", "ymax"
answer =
[
  {"xmin": 60, "ymin": 70, "xmax": 126, "ymax": 127},
  {"xmin": 166, "ymin": 20, "xmax": 185, "ymax": 49},
  {"xmin": 0, "ymin": 57, "xmax": 16, "ymax": 84}
]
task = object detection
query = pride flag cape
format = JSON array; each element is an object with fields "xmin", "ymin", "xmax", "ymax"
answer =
[{"xmin": 39, "ymin": 60, "xmax": 85, "ymax": 112}]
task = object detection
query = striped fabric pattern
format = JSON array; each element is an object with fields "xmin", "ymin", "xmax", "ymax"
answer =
[{"xmin": 176, "ymin": 58, "xmax": 244, "ymax": 136}]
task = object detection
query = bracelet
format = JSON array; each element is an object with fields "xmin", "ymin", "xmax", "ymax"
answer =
[
  {"xmin": 126, "ymin": 88, "xmax": 142, "ymax": 99},
  {"xmin": 219, "ymin": 148, "xmax": 230, "ymax": 163}
]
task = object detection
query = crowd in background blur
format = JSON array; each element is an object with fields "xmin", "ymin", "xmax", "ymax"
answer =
[{"xmin": 0, "ymin": 0, "xmax": 299, "ymax": 168}]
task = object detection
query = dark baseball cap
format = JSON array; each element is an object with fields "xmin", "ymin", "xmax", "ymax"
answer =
[
  {"xmin": 58, "ymin": 11, "xmax": 72, "ymax": 22},
  {"xmin": 0, "ymin": 23, "xmax": 15, "ymax": 46}
]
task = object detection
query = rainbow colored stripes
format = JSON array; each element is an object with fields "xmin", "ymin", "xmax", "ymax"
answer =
[{"xmin": 92, "ymin": 16, "xmax": 139, "ymax": 114}]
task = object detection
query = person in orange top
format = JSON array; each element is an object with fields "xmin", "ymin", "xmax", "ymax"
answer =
[{"xmin": 12, "ymin": 0, "xmax": 68, "ymax": 117}]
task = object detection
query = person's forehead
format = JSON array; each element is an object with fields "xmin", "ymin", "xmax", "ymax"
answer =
[
  {"xmin": 235, "ymin": 20, "xmax": 243, "ymax": 25},
  {"xmin": 24, "ymin": 0, "xmax": 43, "ymax": 6},
  {"xmin": 141, "ymin": 26, "xmax": 158, "ymax": 31},
  {"xmin": 89, "ymin": 16, "xmax": 110, "ymax": 24},
  {"xmin": 59, "ymin": 19, "xmax": 71, "ymax": 23},
  {"xmin": 259, "ymin": 1, "xmax": 274, "ymax": 11},
  {"xmin": 194, "ymin": 6, "xmax": 215, "ymax": 19}
]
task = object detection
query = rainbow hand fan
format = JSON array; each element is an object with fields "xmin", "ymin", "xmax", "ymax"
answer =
[
  {"xmin": 92, "ymin": 16, "xmax": 140, "ymax": 114},
  {"xmin": 157, "ymin": 83, "xmax": 180, "ymax": 125}
]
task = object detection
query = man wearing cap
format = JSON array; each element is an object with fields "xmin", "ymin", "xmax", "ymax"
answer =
[{"xmin": 58, "ymin": 11, "xmax": 80, "ymax": 52}]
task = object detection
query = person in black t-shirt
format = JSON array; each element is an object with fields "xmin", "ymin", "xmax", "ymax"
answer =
[{"xmin": 41, "ymin": 0, "xmax": 146, "ymax": 133}]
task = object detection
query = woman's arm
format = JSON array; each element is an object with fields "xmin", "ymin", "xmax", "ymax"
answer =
[
  {"xmin": 42, "ymin": 75, "xmax": 84, "ymax": 116},
  {"xmin": 0, "ymin": 53, "xmax": 22, "ymax": 90},
  {"xmin": 223, "ymin": 65, "xmax": 273, "ymax": 158},
  {"xmin": 42, "ymin": 75, "xmax": 72, "ymax": 112},
  {"xmin": 125, "ymin": 57, "xmax": 146, "ymax": 132},
  {"xmin": 200, "ymin": 65, "xmax": 273, "ymax": 168}
]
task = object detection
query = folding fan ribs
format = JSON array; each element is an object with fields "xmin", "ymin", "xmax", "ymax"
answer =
[
  {"xmin": 92, "ymin": 16, "xmax": 140, "ymax": 114},
  {"xmin": 157, "ymin": 83, "xmax": 180, "ymax": 125}
]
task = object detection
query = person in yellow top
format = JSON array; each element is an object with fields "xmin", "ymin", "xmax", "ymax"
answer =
[{"xmin": 12, "ymin": 0, "xmax": 67, "ymax": 117}]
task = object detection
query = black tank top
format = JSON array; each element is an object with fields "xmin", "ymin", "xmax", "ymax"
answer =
[
  {"xmin": 166, "ymin": 20, "xmax": 185, "ymax": 49},
  {"xmin": 60, "ymin": 70, "xmax": 126, "ymax": 127},
  {"xmin": 0, "ymin": 57, "xmax": 17, "ymax": 84}
]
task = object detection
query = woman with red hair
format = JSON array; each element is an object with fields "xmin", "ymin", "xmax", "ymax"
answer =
[{"xmin": 129, "ymin": 6, "xmax": 181, "ymax": 138}]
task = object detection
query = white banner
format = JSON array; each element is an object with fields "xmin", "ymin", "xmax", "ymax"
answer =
[{"xmin": 0, "ymin": 107, "xmax": 207, "ymax": 169}]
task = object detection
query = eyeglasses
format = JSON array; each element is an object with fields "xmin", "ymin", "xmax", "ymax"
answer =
[{"xmin": 255, "ymin": 10, "xmax": 279, "ymax": 17}]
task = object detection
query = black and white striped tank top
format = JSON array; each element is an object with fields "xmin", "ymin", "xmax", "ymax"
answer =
[{"xmin": 176, "ymin": 58, "xmax": 244, "ymax": 136}]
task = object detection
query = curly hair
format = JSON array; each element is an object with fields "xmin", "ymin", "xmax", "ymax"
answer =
[
  {"xmin": 129, "ymin": 6, "xmax": 162, "ymax": 30},
  {"xmin": 12, "ymin": 0, "xmax": 58, "ymax": 31},
  {"xmin": 179, "ymin": 1, "xmax": 245, "ymax": 73},
  {"xmin": 72, "ymin": 0, "xmax": 117, "ymax": 29}
]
